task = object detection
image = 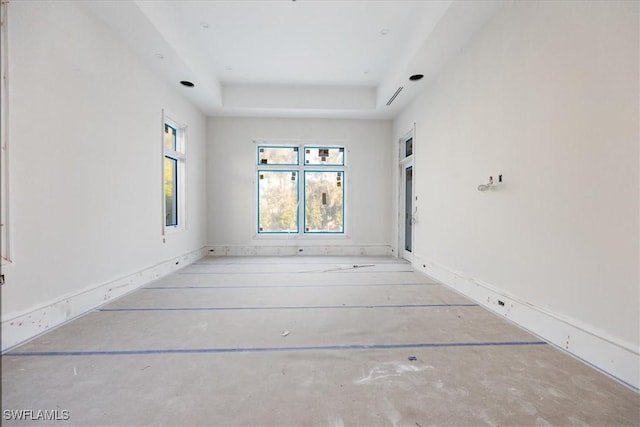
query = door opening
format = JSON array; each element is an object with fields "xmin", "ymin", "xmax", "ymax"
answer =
[
  {"xmin": 404, "ymin": 165, "xmax": 413, "ymax": 253},
  {"xmin": 399, "ymin": 130, "xmax": 414, "ymax": 261}
]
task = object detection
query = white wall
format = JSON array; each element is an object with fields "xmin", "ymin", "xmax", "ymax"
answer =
[
  {"xmin": 207, "ymin": 117, "xmax": 392, "ymax": 255},
  {"xmin": 1, "ymin": 1, "xmax": 207, "ymax": 348},
  {"xmin": 393, "ymin": 1, "xmax": 639, "ymax": 387}
]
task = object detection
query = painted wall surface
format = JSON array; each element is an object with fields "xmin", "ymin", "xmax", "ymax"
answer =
[
  {"xmin": 207, "ymin": 117, "xmax": 392, "ymax": 251},
  {"xmin": 2, "ymin": 2, "xmax": 207, "ymax": 321},
  {"xmin": 393, "ymin": 1, "xmax": 638, "ymax": 357}
]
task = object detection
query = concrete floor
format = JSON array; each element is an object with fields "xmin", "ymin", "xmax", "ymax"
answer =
[{"xmin": 2, "ymin": 256, "xmax": 638, "ymax": 426}]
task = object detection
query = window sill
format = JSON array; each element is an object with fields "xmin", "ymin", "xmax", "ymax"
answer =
[
  {"xmin": 164, "ymin": 225, "xmax": 185, "ymax": 235},
  {"xmin": 253, "ymin": 233, "xmax": 350, "ymax": 240}
]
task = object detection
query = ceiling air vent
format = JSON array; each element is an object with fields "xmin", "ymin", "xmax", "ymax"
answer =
[{"xmin": 386, "ymin": 86, "xmax": 404, "ymax": 106}]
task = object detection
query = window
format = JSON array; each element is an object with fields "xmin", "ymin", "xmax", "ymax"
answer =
[
  {"xmin": 258, "ymin": 171, "xmax": 299, "ymax": 233},
  {"xmin": 405, "ymin": 137, "xmax": 413, "ymax": 157},
  {"xmin": 163, "ymin": 118, "xmax": 186, "ymax": 229},
  {"xmin": 304, "ymin": 171, "xmax": 343, "ymax": 233},
  {"xmin": 257, "ymin": 143, "xmax": 345, "ymax": 235},
  {"xmin": 258, "ymin": 146, "xmax": 299, "ymax": 165},
  {"xmin": 304, "ymin": 146, "xmax": 344, "ymax": 165}
]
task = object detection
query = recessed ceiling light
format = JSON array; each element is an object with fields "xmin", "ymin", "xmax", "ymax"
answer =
[
  {"xmin": 225, "ymin": 65, "xmax": 233, "ymax": 71},
  {"xmin": 200, "ymin": 22, "xmax": 209, "ymax": 29},
  {"xmin": 380, "ymin": 29, "xmax": 390, "ymax": 36},
  {"xmin": 155, "ymin": 53, "xmax": 165, "ymax": 60},
  {"xmin": 363, "ymin": 70, "xmax": 369, "ymax": 74},
  {"xmin": 180, "ymin": 81, "xmax": 195, "ymax": 87},
  {"xmin": 409, "ymin": 74, "xmax": 424, "ymax": 81}
]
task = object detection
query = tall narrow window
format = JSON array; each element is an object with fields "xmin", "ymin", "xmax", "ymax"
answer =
[
  {"xmin": 258, "ymin": 170, "xmax": 299, "ymax": 233},
  {"xmin": 304, "ymin": 171, "xmax": 344, "ymax": 233},
  {"xmin": 163, "ymin": 119, "xmax": 186, "ymax": 229},
  {"xmin": 257, "ymin": 145, "xmax": 299, "ymax": 233}
]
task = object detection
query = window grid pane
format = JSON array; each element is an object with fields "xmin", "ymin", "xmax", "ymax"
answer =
[
  {"xmin": 164, "ymin": 157, "xmax": 178, "ymax": 226},
  {"xmin": 258, "ymin": 146, "xmax": 299, "ymax": 165},
  {"xmin": 304, "ymin": 171, "xmax": 344, "ymax": 233},
  {"xmin": 258, "ymin": 171, "xmax": 299, "ymax": 233},
  {"xmin": 164, "ymin": 124, "xmax": 177, "ymax": 151},
  {"xmin": 405, "ymin": 137, "xmax": 413, "ymax": 157},
  {"xmin": 304, "ymin": 147, "xmax": 344, "ymax": 165}
]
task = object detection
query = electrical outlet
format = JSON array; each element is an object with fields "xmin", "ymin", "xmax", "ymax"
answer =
[{"xmin": 0, "ymin": 274, "xmax": 5, "ymax": 285}]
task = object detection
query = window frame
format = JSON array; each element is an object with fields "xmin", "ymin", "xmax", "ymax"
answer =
[
  {"xmin": 303, "ymin": 146, "xmax": 345, "ymax": 166},
  {"xmin": 164, "ymin": 154, "xmax": 179, "ymax": 227},
  {"xmin": 162, "ymin": 114, "xmax": 187, "ymax": 234},
  {"xmin": 257, "ymin": 169, "xmax": 300, "ymax": 234},
  {"xmin": 257, "ymin": 145, "xmax": 299, "ymax": 166},
  {"xmin": 303, "ymin": 170, "xmax": 345, "ymax": 234},
  {"xmin": 255, "ymin": 141, "xmax": 346, "ymax": 236}
]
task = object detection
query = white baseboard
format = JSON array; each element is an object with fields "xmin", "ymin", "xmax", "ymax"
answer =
[
  {"xmin": 205, "ymin": 244, "xmax": 393, "ymax": 257},
  {"xmin": 1, "ymin": 247, "xmax": 207, "ymax": 352},
  {"xmin": 413, "ymin": 255, "xmax": 640, "ymax": 391}
]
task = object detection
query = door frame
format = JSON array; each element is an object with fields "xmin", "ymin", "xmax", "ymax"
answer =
[{"xmin": 398, "ymin": 129, "xmax": 415, "ymax": 262}]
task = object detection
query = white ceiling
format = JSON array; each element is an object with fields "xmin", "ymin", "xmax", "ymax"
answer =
[{"xmin": 81, "ymin": 0, "xmax": 503, "ymax": 119}]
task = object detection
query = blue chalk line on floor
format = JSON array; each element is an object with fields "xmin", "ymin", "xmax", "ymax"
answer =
[
  {"xmin": 176, "ymin": 270, "xmax": 416, "ymax": 275},
  {"xmin": 144, "ymin": 283, "xmax": 440, "ymax": 289},
  {"xmin": 97, "ymin": 303, "xmax": 478, "ymax": 312},
  {"xmin": 5, "ymin": 341, "xmax": 548, "ymax": 357}
]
